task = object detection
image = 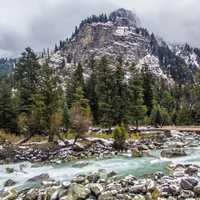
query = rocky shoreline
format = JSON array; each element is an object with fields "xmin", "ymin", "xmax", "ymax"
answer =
[
  {"xmin": 1, "ymin": 130, "xmax": 198, "ymax": 164},
  {"xmin": 0, "ymin": 138, "xmax": 116, "ymax": 164},
  {"xmin": 1, "ymin": 130, "xmax": 200, "ymax": 199},
  {"xmin": 2, "ymin": 164, "xmax": 200, "ymax": 200}
]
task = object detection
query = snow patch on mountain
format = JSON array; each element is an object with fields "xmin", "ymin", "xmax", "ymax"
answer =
[
  {"xmin": 171, "ymin": 44, "xmax": 200, "ymax": 68},
  {"xmin": 136, "ymin": 54, "xmax": 173, "ymax": 84}
]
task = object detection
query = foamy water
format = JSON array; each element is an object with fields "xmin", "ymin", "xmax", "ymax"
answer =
[{"xmin": 1, "ymin": 147, "xmax": 200, "ymax": 191}]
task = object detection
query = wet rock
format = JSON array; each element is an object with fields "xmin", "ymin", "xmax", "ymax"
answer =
[
  {"xmin": 5, "ymin": 167, "xmax": 14, "ymax": 174},
  {"xmin": 98, "ymin": 169, "xmax": 108, "ymax": 180},
  {"xmin": 72, "ymin": 175, "xmax": 86, "ymax": 184},
  {"xmin": 107, "ymin": 171, "xmax": 117, "ymax": 177},
  {"xmin": 162, "ymin": 184, "xmax": 180, "ymax": 196},
  {"xmin": 180, "ymin": 177, "xmax": 198, "ymax": 190},
  {"xmin": 153, "ymin": 171, "xmax": 164, "ymax": 180},
  {"xmin": 138, "ymin": 144, "xmax": 149, "ymax": 151},
  {"xmin": 4, "ymin": 179, "xmax": 16, "ymax": 187},
  {"xmin": 27, "ymin": 173, "xmax": 50, "ymax": 182},
  {"xmin": 72, "ymin": 161, "xmax": 89, "ymax": 168},
  {"xmin": 42, "ymin": 180, "xmax": 59, "ymax": 187},
  {"xmin": 184, "ymin": 165, "xmax": 198, "ymax": 176},
  {"xmin": 62, "ymin": 181, "xmax": 71, "ymax": 188},
  {"xmin": 123, "ymin": 175, "xmax": 137, "ymax": 185},
  {"xmin": 88, "ymin": 183, "xmax": 104, "ymax": 196},
  {"xmin": 131, "ymin": 148, "xmax": 143, "ymax": 157},
  {"xmin": 87, "ymin": 173, "xmax": 100, "ymax": 183},
  {"xmin": 161, "ymin": 148, "xmax": 187, "ymax": 158},
  {"xmin": 68, "ymin": 183, "xmax": 91, "ymax": 199}
]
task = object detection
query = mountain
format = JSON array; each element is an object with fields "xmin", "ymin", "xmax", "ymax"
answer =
[{"xmin": 40, "ymin": 8, "xmax": 200, "ymax": 84}]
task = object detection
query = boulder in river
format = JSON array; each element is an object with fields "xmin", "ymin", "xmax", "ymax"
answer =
[
  {"xmin": 27, "ymin": 173, "xmax": 50, "ymax": 182},
  {"xmin": 72, "ymin": 175, "xmax": 86, "ymax": 184},
  {"xmin": 4, "ymin": 179, "xmax": 16, "ymax": 187},
  {"xmin": 161, "ymin": 148, "xmax": 187, "ymax": 158},
  {"xmin": 184, "ymin": 165, "xmax": 198, "ymax": 176},
  {"xmin": 5, "ymin": 167, "xmax": 14, "ymax": 174},
  {"xmin": 72, "ymin": 161, "xmax": 89, "ymax": 168},
  {"xmin": 131, "ymin": 148, "xmax": 143, "ymax": 157}
]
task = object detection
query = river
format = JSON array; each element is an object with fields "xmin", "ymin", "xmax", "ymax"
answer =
[{"xmin": 1, "ymin": 146, "xmax": 200, "ymax": 192}]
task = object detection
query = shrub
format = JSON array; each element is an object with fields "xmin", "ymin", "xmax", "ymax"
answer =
[{"xmin": 113, "ymin": 125, "xmax": 127, "ymax": 150}]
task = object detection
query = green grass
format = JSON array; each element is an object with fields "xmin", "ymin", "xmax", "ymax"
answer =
[
  {"xmin": 0, "ymin": 129, "xmax": 146, "ymax": 145},
  {"xmin": 90, "ymin": 132, "xmax": 113, "ymax": 139}
]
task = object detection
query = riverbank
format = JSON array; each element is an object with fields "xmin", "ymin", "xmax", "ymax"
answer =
[
  {"xmin": 1, "ymin": 130, "xmax": 200, "ymax": 199},
  {"xmin": 2, "ymin": 163, "xmax": 200, "ymax": 199}
]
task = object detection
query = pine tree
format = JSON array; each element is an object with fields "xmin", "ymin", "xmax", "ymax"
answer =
[
  {"xmin": 14, "ymin": 47, "xmax": 42, "ymax": 139},
  {"xmin": 66, "ymin": 63, "xmax": 85, "ymax": 107},
  {"xmin": 0, "ymin": 76, "xmax": 17, "ymax": 132},
  {"xmin": 128, "ymin": 66, "xmax": 147, "ymax": 129},
  {"xmin": 161, "ymin": 90, "xmax": 175, "ymax": 113},
  {"xmin": 36, "ymin": 63, "xmax": 62, "ymax": 142},
  {"xmin": 142, "ymin": 66, "xmax": 154, "ymax": 116},
  {"xmin": 96, "ymin": 57, "xmax": 114, "ymax": 127},
  {"xmin": 14, "ymin": 47, "xmax": 41, "ymax": 115},
  {"xmin": 85, "ymin": 58, "xmax": 99, "ymax": 124},
  {"xmin": 112, "ymin": 58, "xmax": 128, "ymax": 125}
]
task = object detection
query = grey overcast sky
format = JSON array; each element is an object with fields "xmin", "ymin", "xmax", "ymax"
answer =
[{"xmin": 0, "ymin": 0, "xmax": 200, "ymax": 57}]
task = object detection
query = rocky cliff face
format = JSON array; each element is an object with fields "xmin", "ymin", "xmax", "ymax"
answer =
[{"xmin": 42, "ymin": 8, "xmax": 200, "ymax": 84}]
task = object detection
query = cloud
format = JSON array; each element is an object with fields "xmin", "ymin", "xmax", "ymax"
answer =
[{"xmin": 0, "ymin": 0, "xmax": 200, "ymax": 57}]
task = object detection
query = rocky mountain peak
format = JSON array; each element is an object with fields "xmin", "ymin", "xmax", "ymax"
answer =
[
  {"xmin": 109, "ymin": 8, "xmax": 140, "ymax": 27},
  {"xmin": 43, "ymin": 8, "xmax": 200, "ymax": 85}
]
